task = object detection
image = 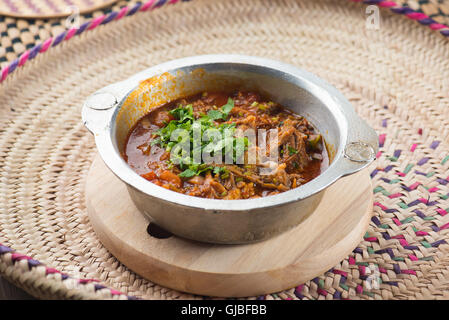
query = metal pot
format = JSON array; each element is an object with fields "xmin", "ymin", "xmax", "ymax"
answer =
[{"xmin": 82, "ymin": 55, "xmax": 378, "ymax": 244}]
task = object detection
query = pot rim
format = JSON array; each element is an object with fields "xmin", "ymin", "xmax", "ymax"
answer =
[{"xmin": 82, "ymin": 54, "xmax": 378, "ymax": 212}]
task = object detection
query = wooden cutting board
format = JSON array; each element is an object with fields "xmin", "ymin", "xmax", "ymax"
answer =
[{"xmin": 86, "ymin": 154, "xmax": 373, "ymax": 297}]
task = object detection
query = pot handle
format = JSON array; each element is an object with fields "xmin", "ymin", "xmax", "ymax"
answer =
[
  {"xmin": 335, "ymin": 113, "xmax": 379, "ymax": 177},
  {"xmin": 82, "ymin": 64, "xmax": 180, "ymax": 134},
  {"xmin": 82, "ymin": 78, "xmax": 139, "ymax": 135}
]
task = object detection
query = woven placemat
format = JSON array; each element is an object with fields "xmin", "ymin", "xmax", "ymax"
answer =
[
  {"xmin": 396, "ymin": 0, "xmax": 449, "ymax": 24},
  {"xmin": 1, "ymin": 0, "xmax": 449, "ymax": 72},
  {"xmin": 0, "ymin": 0, "xmax": 119, "ymax": 19},
  {"xmin": 0, "ymin": 0, "xmax": 449, "ymax": 300}
]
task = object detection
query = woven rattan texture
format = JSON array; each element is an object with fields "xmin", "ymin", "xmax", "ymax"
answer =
[
  {"xmin": 1, "ymin": 0, "xmax": 449, "ymax": 300},
  {"xmin": 1, "ymin": 0, "xmax": 449, "ymax": 70},
  {"xmin": 0, "ymin": 0, "xmax": 119, "ymax": 19},
  {"xmin": 395, "ymin": 0, "xmax": 449, "ymax": 24},
  {"xmin": 0, "ymin": 0, "xmax": 130, "ymax": 68}
]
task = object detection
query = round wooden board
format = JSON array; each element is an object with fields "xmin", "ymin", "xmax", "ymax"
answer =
[
  {"xmin": 86, "ymin": 154, "xmax": 373, "ymax": 297},
  {"xmin": 0, "ymin": 0, "xmax": 118, "ymax": 19}
]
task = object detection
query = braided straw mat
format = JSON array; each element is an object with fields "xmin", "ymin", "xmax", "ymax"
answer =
[
  {"xmin": 395, "ymin": 0, "xmax": 449, "ymax": 25},
  {"xmin": 1, "ymin": 0, "xmax": 449, "ymax": 300},
  {"xmin": 1, "ymin": 1, "xmax": 449, "ymax": 71},
  {"xmin": 0, "ymin": 0, "xmax": 119, "ymax": 19}
]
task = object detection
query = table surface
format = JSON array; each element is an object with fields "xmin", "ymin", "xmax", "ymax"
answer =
[{"xmin": 0, "ymin": 276, "xmax": 35, "ymax": 300}]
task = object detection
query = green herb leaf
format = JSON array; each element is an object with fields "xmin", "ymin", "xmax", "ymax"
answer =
[
  {"xmin": 206, "ymin": 98, "xmax": 235, "ymax": 121},
  {"xmin": 179, "ymin": 168, "xmax": 197, "ymax": 178},
  {"xmin": 213, "ymin": 166, "xmax": 223, "ymax": 175},
  {"xmin": 288, "ymin": 146, "xmax": 298, "ymax": 155},
  {"xmin": 207, "ymin": 109, "xmax": 224, "ymax": 121},
  {"xmin": 221, "ymin": 98, "xmax": 234, "ymax": 117},
  {"xmin": 169, "ymin": 104, "xmax": 194, "ymax": 122},
  {"xmin": 151, "ymin": 97, "xmax": 247, "ymax": 178},
  {"xmin": 212, "ymin": 166, "xmax": 229, "ymax": 178}
]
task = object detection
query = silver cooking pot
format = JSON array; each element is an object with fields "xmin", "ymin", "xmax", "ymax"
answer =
[{"xmin": 82, "ymin": 55, "xmax": 378, "ymax": 244}]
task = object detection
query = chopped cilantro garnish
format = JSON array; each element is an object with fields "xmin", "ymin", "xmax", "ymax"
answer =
[
  {"xmin": 207, "ymin": 98, "xmax": 234, "ymax": 121},
  {"xmin": 288, "ymin": 146, "xmax": 298, "ymax": 156},
  {"xmin": 213, "ymin": 166, "xmax": 230, "ymax": 179},
  {"xmin": 207, "ymin": 109, "xmax": 224, "ymax": 121},
  {"xmin": 179, "ymin": 168, "xmax": 197, "ymax": 178},
  {"xmin": 151, "ymin": 97, "xmax": 248, "ymax": 178},
  {"xmin": 169, "ymin": 104, "xmax": 194, "ymax": 122},
  {"xmin": 221, "ymin": 98, "xmax": 234, "ymax": 115}
]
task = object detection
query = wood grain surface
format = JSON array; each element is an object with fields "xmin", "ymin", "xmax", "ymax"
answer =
[{"xmin": 86, "ymin": 155, "xmax": 373, "ymax": 297}]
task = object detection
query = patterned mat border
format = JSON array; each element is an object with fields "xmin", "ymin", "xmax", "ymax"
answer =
[
  {"xmin": 0, "ymin": 0, "xmax": 448, "ymax": 300},
  {"xmin": 0, "ymin": 243, "xmax": 138, "ymax": 299},
  {"xmin": 1, "ymin": 0, "xmax": 449, "ymax": 84},
  {"xmin": 0, "ymin": 0, "xmax": 120, "ymax": 19}
]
